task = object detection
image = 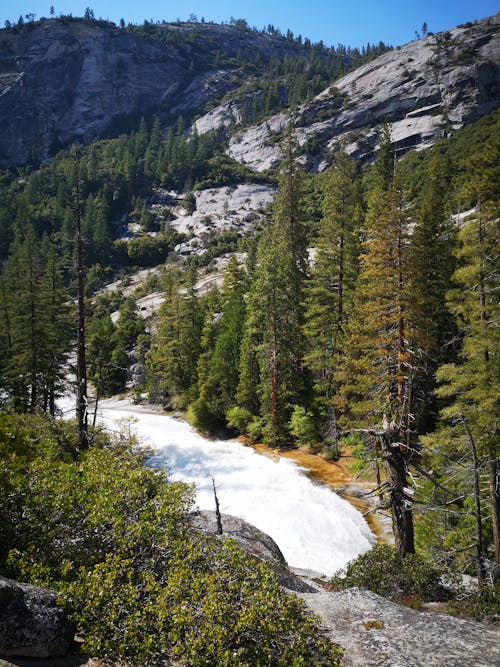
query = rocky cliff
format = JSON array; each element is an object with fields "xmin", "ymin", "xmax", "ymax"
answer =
[
  {"xmin": 1, "ymin": 15, "xmax": 497, "ymax": 170},
  {"xmin": 0, "ymin": 19, "xmax": 316, "ymax": 167},
  {"xmin": 225, "ymin": 13, "xmax": 500, "ymax": 170}
]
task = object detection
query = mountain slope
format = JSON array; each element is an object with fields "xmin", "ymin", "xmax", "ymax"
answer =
[
  {"xmin": 0, "ymin": 18, "xmax": 340, "ymax": 167},
  {"xmin": 224, "ymin": 14, "xmax": 500, "ymax": 171}
]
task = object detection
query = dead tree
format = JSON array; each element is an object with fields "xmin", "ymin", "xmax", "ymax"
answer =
[
  {"xmin": 73, "ymin": 148, "xmax": 88, "ymax": 452},
  {"xmin": 348, "ymin": 424, "xmax": 416, "ymax": 557},
  {"xmin": 211, "ymin": 476, "xmax": 223, "ymax": 535},
  {"xmin": 380, "ymin": 426, "xmax": 415, "ymax": 556}
]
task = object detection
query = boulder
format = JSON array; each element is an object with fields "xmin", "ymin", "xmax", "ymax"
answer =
[
  {"xmin": 0, "ymin": 576, "xmax": 75, "ymax": 659},
  {"xmin": 190, "ymin": 510, "xmax": 315, "ymax": 593}
]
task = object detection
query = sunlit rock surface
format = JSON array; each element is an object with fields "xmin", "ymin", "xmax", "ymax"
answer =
[
  {"xmin": 298, "ymin": 587, "xmax": 500, "ymax": 667},
  {"xmin": 227, "ymin": 14, "xmax": 500, "ymax": 170}
]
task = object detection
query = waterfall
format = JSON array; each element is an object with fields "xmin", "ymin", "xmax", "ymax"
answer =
[{"xmin": 64, "ymin": 396, "xmax": 374, "ymax": 576}]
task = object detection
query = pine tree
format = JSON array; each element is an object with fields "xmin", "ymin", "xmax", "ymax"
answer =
[
  {"xmin": 38, "ymin": 239, "xmax": 73, "ymax": 414},
  {"xmin": 0, "ymin": 230, "xmax": 71, "ymax": 413},
  {"xmin": 237, "ymin": 123, "xmax": 308, "ymax": 445},
  {"xmin": 3, "ymin": 228, "xmax": 46, "ymax": 411},
  {"xmin": 303, "ymin": 148, "xmax": 361, "ymax": 441},
  {"xmin": 196, "ymin": 257, "xmax": 247, "ymax": 427},
  {"xmin": 408, "ymin": 152, "xmax": 457, "ymax": 431},
  {"xmin": 337, "ymin": 129, "xmax": 412, "ymax": 434},
  {"xmin": 87, "ymin": 309, "xmax": 120, "ymax": 416},
  {"xmin": 146, "ymin": 265, "xmax": 204, "ymax": 407},
  {"xmin": 432, "ymin": 136, "xmax": 499, "ymax": 571},
  {"xmin": 337, "ymin": 126, "xmax": 416, "ymax": 555}
]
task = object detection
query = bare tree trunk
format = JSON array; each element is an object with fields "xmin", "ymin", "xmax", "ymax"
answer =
[
  {"xmin": 211, "ymin": 477, "xmax": 223, "ymax": 535},
  {"xmin": 381, "ymin": 431, "xmax": 414, "ymax": 556},
  {"xmin": 92, "ymin": 364, "xmax": 101, "ymax": 428},
  {"xmin": 488, "ymin": 446, "xmax": 500, "ymax": 575},
  {"xmin": 461, "ymin": 414, "xmax": 486, "ymax": 587},
  {"xmin": 373, "ymin": 437, "xmax": 383, "ymax": 499},
  {"xmin": 74, "ymin": 150, "xmax": 88, "ymax": 452}
]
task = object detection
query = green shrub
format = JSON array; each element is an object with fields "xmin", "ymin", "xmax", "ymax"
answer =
[
  {"xmin": 186, "ymin": 397, "xmax": 222, "ymax": 434},
  {"xmin": 322, "ymin": 436, "xmax": 340, "ymax": 461},
  {"xmin": 126, "ymin": 233, "xmax": 181, "ymax": 267},
  {"xmin": 348, "ymin": 439, "xmax": 370, "ymax": 473},
  {"xmin": 2, "ymin": 414, "xmax": 341, "ymax": 666},
  {"xmin": 247, "ymin": 416, "xmax": 266, "ymax": 443},
  {"xmin": 340, "ymin": 432, "xmax": 364, "ymax": 447},
  {"xmin": 225, "ymin": 405, "xmax": 253, "ymax": 433},
  {"xmin": 447, "ymin": 583, "xmax": 500, "ymax": 621},
  {"xmin": 69, "ymin": 538, "xmax": 341, "ymax": 666},
  {"xmin": 331, "ymin": 544, "xmax": 443, "ymax": 602},
  {"xmin": 289, "ymin": 405, "xmax": 317, "ymax": 448}
]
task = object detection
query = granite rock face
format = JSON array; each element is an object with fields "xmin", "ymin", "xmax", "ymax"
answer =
[
  {"xmin": 226, "ymin": 13, "xmax": 500, "ymax": 170},
  {"xmin": 0, "ymin": 21, "xmax": 186, "ymax": 166},
  {"xmin": 152, "ymin": 183, "xmax": 275, "ymax": 256},
  {"xmin": 0, "ymin": 576, "xmax": 75, "ymax": 658},
  {"xmin": 298, "ymin": 587, "xmax": 500, "ymax": 667},
  {"xmin": 0, "ymin": 19, "xmax": 314, "ymax": 167},
  {"xmin": 190, "ymin": 510, "xmax": 315, "ymax": 593}
]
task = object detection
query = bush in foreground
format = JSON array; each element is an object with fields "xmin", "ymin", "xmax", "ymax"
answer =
[
  {"xmin": 330, "ymin": 544, "xmax": 443, "ymax": 602},
  {"xmin": 1, "ymin": 413, "xmax": 341, "ymax": 666}
]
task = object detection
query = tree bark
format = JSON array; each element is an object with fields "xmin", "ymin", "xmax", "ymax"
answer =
[
  {"xmin": 211, "ymin": 477, "xmax": 223, "ymax": 535},
  {"xmin": 488, "ymin": 445, "xmax": 500, "ymax": 573},
  {"xmin": 381, "ymin": 431, "xmax": 415, "ymax": 556}
]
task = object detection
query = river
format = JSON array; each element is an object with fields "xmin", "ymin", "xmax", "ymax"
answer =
[{"xmin": 63, "ymin": 396, "xmax": 375, "ymax": 576}]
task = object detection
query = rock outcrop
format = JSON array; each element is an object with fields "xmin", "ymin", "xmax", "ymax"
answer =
[
  {"xmin": 226, "ymin": 13, "xmax": 500, "ymax": 170},
  {"xmin": 190, "ymin": 514, "xmax": 500, "ymax": 665},
  {"xmin": 190, "ymin": 510, "xmax": 315, "ymax": 593},
  {"xmin": 150, "ymin": 183, "xmax": 275, "ymax": 256},
  {"xmin": 0, "ymin": 576, "xmax": 75, "ymax": 659},
  {"xmin": 297, "ymin": 586, "xmax": 500, "ymax": 667}
]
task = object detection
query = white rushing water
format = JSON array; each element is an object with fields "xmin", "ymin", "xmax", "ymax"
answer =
[{"xmin": 64, "ymin": 396, "xmax": 374, "ymax": 576}]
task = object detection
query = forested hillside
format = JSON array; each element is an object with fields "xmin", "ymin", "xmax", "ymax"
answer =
[{"xmin": 0, "ymin": 11, "xmax": 499, "ymax": 666}]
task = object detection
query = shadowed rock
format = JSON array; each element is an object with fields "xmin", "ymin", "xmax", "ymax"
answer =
[{"xmin": 0, "ymin": 576, "xmax": 75, "ymax": 659}]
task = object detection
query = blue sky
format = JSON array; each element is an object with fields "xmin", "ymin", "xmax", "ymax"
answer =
[{"xmin": 1, "ymin": 1, "xmax": 498, "ymax": 48}]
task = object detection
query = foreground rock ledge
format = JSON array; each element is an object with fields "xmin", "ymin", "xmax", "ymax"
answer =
[
  {"xmin": 190, "ymin": 510, "xmax": 315, "ymax": 593},
  {"xmin": 0, "ymin": 576, "xmax": 74, "ymax": 659},
  {"xmin": 297, "ymin": 586, "xmax": 500, "ymax": 667}
]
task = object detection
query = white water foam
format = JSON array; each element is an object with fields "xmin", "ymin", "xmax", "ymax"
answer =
[{"xmin": 65, "ymin": 396, "xmax": 374, "ymax": 575}]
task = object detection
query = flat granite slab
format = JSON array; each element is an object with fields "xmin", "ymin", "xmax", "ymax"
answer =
[{"xmin": 297, "ymin": 587, "xmax": 500, "ymax": 667}]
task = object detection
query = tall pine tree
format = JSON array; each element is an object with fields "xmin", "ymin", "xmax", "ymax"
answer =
[
  {"xmin": 408, "ymin": 152, "xmax": 457, "ymax": 431},
  {"xmin": 303, "ymin": 147, "xmax": 361, "ymax": 442},
  {"xmin": 431, "ymin": 136, "xmax": 499, "ymax": 572},
  {"xmin": 237, "ymin": 123, "xmax": 309, "ymax": 445},
  {"xmin": 337, "ymin": 126, "xmax": 416, "ymax": 555}
]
